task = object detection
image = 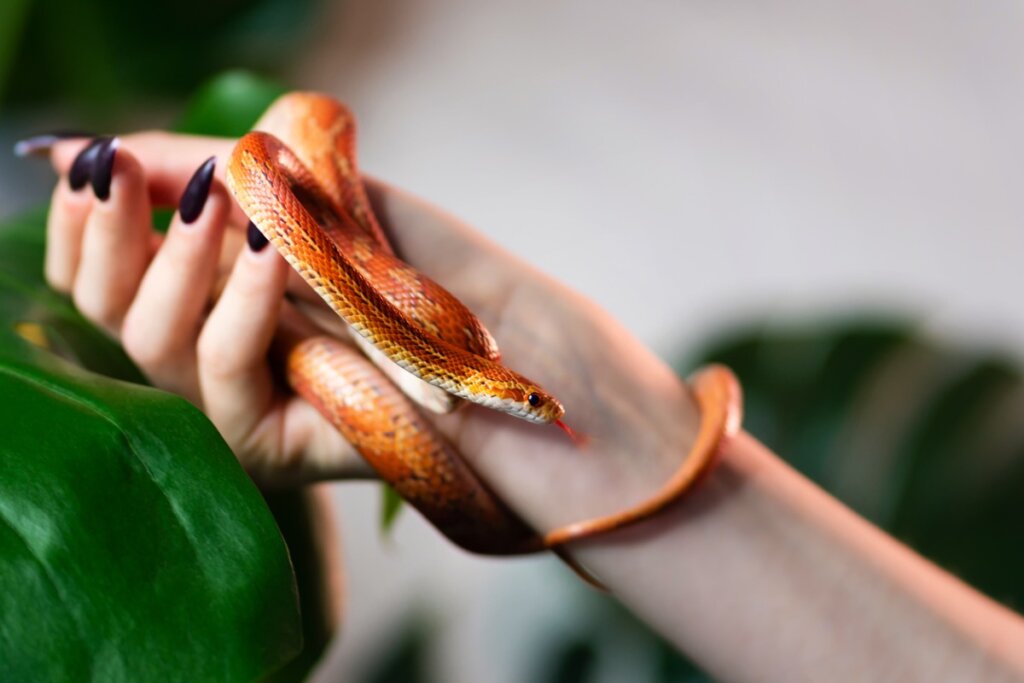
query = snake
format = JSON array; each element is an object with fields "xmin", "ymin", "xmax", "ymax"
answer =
[{"xmin": 225, "ymin": 92, "xmax": 743, "ymax": 577}]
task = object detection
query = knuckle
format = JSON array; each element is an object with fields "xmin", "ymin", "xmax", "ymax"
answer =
[
  {"xmin": 121, "ymin": 316, "xmax": 170, "ymax": 370},
  {"xmin": 157, "ymin": 234, "xmax": 203, "ymax": 274},
  {"xmin": 228, "ymin": 267, "xmax": 272, "ymax": 301},
  {"xmin": 127, "ymin": 130, "xmax": 171, "ymax": 148},
  {"xmin": 196, "ymin": 328, "xmax": 245, "ymax": 380},
  {"xmin": 119, "ymin": 319, "xmax": 149, "ymax": 364},
  {"xmin": 72, "ymin": 288, "xmax": 123, "ymax": 333},
  {"xmin": 44, "ymin": 264, "xmax": 72, "ymax": 294}
]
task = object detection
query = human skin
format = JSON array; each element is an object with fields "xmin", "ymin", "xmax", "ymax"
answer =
[{"xmin": 42, "ymin": 133, "xmax": 1024, "ymax": 682}]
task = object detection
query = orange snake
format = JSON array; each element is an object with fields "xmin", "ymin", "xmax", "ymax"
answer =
[{"xmin": 225, "ymin": 93, "xmax": 743, "ymax": 575}]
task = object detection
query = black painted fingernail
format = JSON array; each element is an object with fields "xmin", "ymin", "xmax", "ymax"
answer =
[
  {"xmin": 13, "ymin": 130, "xmax": 94, "ymax": 158},
  {"xmin": 68, "ymin": 138, "xmax": 105, "ymax": 191},
  {"xmin": 90, "ymin": 137, "xmax": 119, "ymax": 201},
  {"xmin": 178, "ymin": 156, "xmax": 216, "ymax": 225},
  {"xmin": 247, "ymin": 220, "xmax": 269, "ymax": 252}
]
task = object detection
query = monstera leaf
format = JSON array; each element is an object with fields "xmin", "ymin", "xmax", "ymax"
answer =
[
  {"xmin": 0, "ymin": 210, "xmax": 301, "ymax": 680},
  {"xmin": 0, "ymin": 72, "xmax": 320, "ymax": 680}
]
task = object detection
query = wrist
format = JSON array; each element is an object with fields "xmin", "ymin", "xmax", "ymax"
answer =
[
  {"xmin": 531, "ymin": 364, "xmax": 708, "ymax": 538},
  {"xmin": 545, "ymin": 364, "xmax": 737, "ymax": 549}
]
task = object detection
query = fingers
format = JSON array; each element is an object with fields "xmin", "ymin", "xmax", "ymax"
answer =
[
  {"xmin": 195, "ymin": 222, "xmax": 369, "ymax": 483},
  {"xmin": 198, "ymin": 225, "xmax": 290, "ymax": 454},
  {"xmin": 51, "ymin": 132, "xmax": 246, "ymax": 224},
  {"xmin": 39, "ymin": 134, "xmax": 374, "ymax": 484},
  {"xmin": 70, "ymin": 139, "xmax": 154, "ymax": 336},
  {"xmin": 38, "ymin": 128, "xmax": 552, "ymax": 489},
  {"xmin": 121, "ymin": 159, "xmax": 229, "ymax": 404},
  {"xmin": 44, "ymin": 138, "xmax": 103, "ymax": 291},
  {"xmin": 50, "ymin": 132, "xmax": 233, "ymax": 194}
]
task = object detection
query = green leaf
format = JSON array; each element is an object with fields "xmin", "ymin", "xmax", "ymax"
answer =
[
  {"xmin": 380, "ymin": 483, "xmax": 406, "ymax": 533},
  {"xmin": 0, "ymin": 210, "xmax": 302, "ymax": 679},
  {"xmin": 174, "ymin": 70, "xmax": 288, "ymax": 137},
  {"xmin": 262, "ymin": 489, "xmax": 343, "ymax": 683}
]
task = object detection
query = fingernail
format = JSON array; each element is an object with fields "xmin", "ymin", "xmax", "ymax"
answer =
[
  {"xmin": 90, "ymin": 137, "xmax": 119, "ymax": 201},
  {"xmin": 68, "ymin": 138, "xmax": 105, "ymax": 191},
  {"xmin": 13, "ymin": 130, "xmax": 94, "ymax": 158},
  {"xmin": 247, "ymin": 220, "xmax": 269, "ymax": 252},
  {"xmin": 178, "ymin": 156, "xmax": 216, "ymax": 225}
]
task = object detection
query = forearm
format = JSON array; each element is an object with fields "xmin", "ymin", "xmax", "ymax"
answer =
[{"xmin": 574, "ymin": 431, "xmax": 1024, "ymax": 682}]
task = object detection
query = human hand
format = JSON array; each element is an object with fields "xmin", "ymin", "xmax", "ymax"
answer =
[
  {"xmin": 41, "ymin": 132, "xmax": 368, "ymax": 485},
  {"xmin": 35, "ymin": 127, "xmax": 1024, "ymax": 683},
  {"xmin": 40, "ymin": 131, "xmax": 700, "ymax": 535}
]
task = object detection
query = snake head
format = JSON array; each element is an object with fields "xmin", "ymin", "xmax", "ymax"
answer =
[{"xmin": 518, "ymin": 388, "xmax": 565, "ymax": 424}]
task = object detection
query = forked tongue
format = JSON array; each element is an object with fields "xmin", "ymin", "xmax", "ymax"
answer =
[{"xmin": 555, "ymin": 419, "xmax": 588, "ymax": 447}]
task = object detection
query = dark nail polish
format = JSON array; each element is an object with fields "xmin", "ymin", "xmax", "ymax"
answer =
[
  {"xmin": 68, "ymin": 138, "xmax": 105, "ymax": 191},
  {"xmin": 90, "ymin": 137, "xmax": 119, "ymax": 201},
  {"xmin": 247, "ymin": 220, "xmax": 269, "ymax": 252},
  {"xmin": 178, "ymin": 156, "xmax": 216, "ymax": 224},
  {"xmin": 13, "ymin": 130, "xmax": 94, "ymax": 158}
]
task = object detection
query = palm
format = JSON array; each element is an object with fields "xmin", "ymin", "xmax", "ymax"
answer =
[{"xmin": 364, "ymin": 181, "xmax": 699, "ymax": 532}]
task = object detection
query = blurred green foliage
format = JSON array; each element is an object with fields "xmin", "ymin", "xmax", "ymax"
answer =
[
  {"xmin": 0, "ymin": 0, "xmax": 32, "ymax": 99},
  {"xmin": 643, "ymin": 318, "xmax": 1024, "ymax": 682},
  {"xmin": 693, "ymin": 320, "xmax": 1024, "ymax": 610},
  {"xmin": 362, "ymin": 617, "xmax": 433, "ymax": 683},
  {"xmin": 0, "ymin": 0, "xmax": 318, "ymax": 119},
  {"xmin": 174, "ymin": 69, "xmax": 288, "ymax": 137}
]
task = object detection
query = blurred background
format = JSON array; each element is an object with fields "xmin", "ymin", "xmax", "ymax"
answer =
[{"xmin": 2, "ymin": 1, "xmax": 1023, "ymax": 681}]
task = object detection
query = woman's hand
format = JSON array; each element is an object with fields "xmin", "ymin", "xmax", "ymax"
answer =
[
  {"xmin": 44, "ymin": 133, "xmax": 370, "ymax": 485},
  {"xmin": 38, "ymin": 131, "xmax": 1024, "ymax": 683},
  {"xmin": 43, "ymin": 132, "xmax": 702, "ymax": 532}
]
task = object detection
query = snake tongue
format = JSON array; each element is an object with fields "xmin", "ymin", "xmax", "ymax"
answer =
[{"xmin": 555, "ymin": 419, "xmax": 588, "ymax": 447}]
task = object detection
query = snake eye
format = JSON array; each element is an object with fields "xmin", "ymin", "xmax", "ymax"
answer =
[{"xmin": 527, "ymin": 392, "xmax": 541, "ymax": 407}]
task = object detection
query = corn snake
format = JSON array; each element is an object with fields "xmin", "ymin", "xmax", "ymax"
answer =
[{"xmin": 226, "ymin": 93, "xmax": 743, "ymax": 577}]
